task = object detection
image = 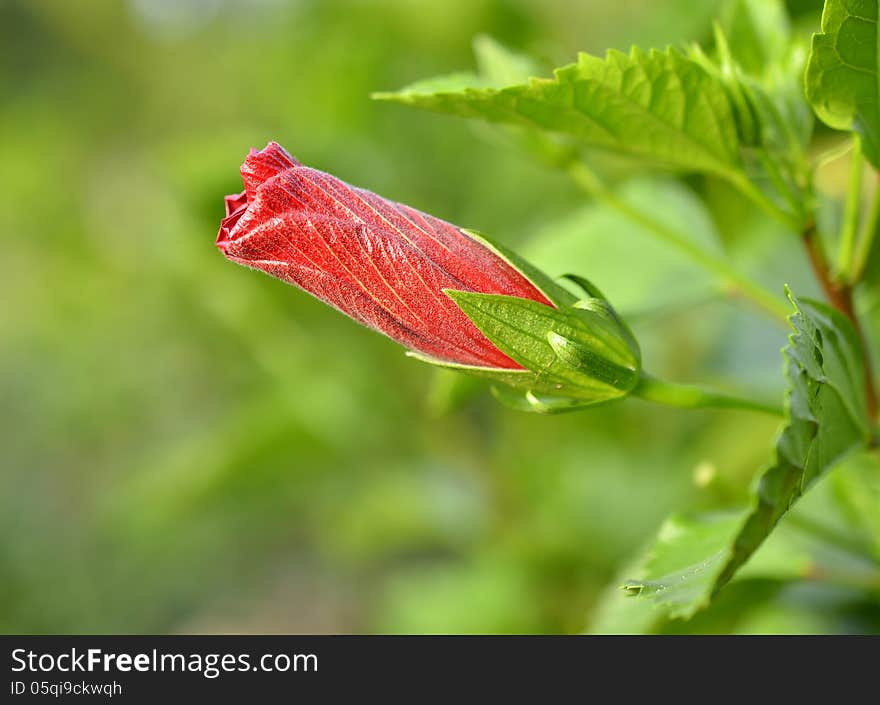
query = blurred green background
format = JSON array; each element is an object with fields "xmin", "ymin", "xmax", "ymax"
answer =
[{"xmin": 3, "ymin": 0, "xmax": 879, "ymax": 634}]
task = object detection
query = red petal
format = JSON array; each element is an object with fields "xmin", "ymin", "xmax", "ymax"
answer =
[
  {"xmin": 240, "ymin": 141, "xmax": 300, "ymax": 201},
  {"xmin": 224, "ymin": 190, "xmax": 247, "ymax": 217},
  {"xmin": 217, "ymin": 143, "xmax": 552, "ymax": 369}
]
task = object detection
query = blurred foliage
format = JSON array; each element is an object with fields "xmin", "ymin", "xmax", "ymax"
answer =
[{"xmin": 2, "ymin": 0, "xmax": 878, "ymax": 634}]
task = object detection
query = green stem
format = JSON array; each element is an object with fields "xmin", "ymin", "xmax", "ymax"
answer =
[
  {"xmin": 567, "ymin": 161, "xmax": 790, "ymax": 323},
  {"xmin": 838, "ymin": 141, "xmax": 863, "ymax": 278},
  {"xmin": 851, "ymin": 172, "xmax": 880, "ymax": 284},
  {"xmin": 632, "ymin": 372, "xmax": 783, "ymax": 417}
]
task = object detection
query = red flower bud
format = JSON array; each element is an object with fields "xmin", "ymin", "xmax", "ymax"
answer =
[{"xmin": 217, "ymin": 142, "xmax": 553, "ymax": 369}]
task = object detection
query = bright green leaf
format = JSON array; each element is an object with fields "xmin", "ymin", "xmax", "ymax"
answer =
[
  {"xmin": 388, "ymin": 72, "xmax": 484, "ymax": 96},
  {"xmin": 805, "ymin": 0, "xmax": 880, "ymax": 168},
  {"xmin": 375, "ymin": 47, "xmax": 742, "ymax": 177},
  {"xmin": 401, "ymin": 35, "xmax": 540, "ymax": 95},
  {"xmin": 465, "ymin": 36, "xmax": 580, "ymax": 168},
  {"xmin": 588, "ymin": 519, "xmax": 828, "ymax": 634},
  {"xmin": 622, "ymin": 513, "xmax": 747, "ymax": 613},
  {"xmin": 623, "ymin": 291, "xmax": 870, "ymax": 619}
]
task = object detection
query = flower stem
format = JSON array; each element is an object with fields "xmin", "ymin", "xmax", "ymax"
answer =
[
  {"xmin": 566, "ymin": 162, "xmax": 789, "ymax": 324},
  {"xmin": 632, "ymin": 372, "xmax": 783, "ymax": 417}
]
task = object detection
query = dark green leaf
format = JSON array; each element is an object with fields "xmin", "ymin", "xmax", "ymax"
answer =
[
  {"xmin": 805, "ymin": 0, "xmax": 880, "ymax": 168},
  {"xmin": 622, "ymin": 291, "xmax": 870, "ymax": 618}
]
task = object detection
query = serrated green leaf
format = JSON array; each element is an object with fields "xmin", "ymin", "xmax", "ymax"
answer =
[
  {"xmin": 444, "ymin": 291, "xmax": 640, "ymax": 404},
  {"xmin": 427, "ymin": 36, "xmax": 580, "ymax": 169},
  {"xmin": 622, "ymin": 513, "xmax": 747, "ymax": 609},
  {"xmin": 623, "ymin": 291, "xmax": 870, "ymax": 619},
  {"xmin": 375, "ymin": 47, "xmax": 742, "ymax": 177},
  {"xmin": 738, "ymin": 69, "xmax": 812, "ymax": 159},
  {"xmin": 588, "ymin": 519, "xmax": 828, "ymax": 634},
  {"xmin": 403, "ymin": 35, "xmax": 540, "ymax": 95},
  {"xmin": 805, "ymin": 0, "xmax": 880, "ymax": 168},
  {"xmin": 689, "ymin": 19, "xmax": 812, "ymax": 217},
  {"xmin": 703, "ymin": 24, "xmax": 812, "ymax": 156},
  {"xmin": 390, "ymin": 72, "xmax": 485, "ymax": 96}
]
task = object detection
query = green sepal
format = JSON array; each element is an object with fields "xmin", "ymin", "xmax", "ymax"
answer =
[
  {"xmin": 443, "ymin": 290, "xmax": 641, "ymax": 404},
  {"xmin": 563, "ymin": 274, "xmax": 641, "ymax": 363}
]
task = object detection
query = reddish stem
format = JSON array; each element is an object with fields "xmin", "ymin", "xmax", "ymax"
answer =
[{"xmin": 803, "ymin": 224, "xmax": 878, "ymax": 421}]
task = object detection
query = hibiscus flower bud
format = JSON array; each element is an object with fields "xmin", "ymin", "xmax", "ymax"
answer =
[{"xmin": 217, "ymin": 142, "xmax": 641, "ymax": 411}]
